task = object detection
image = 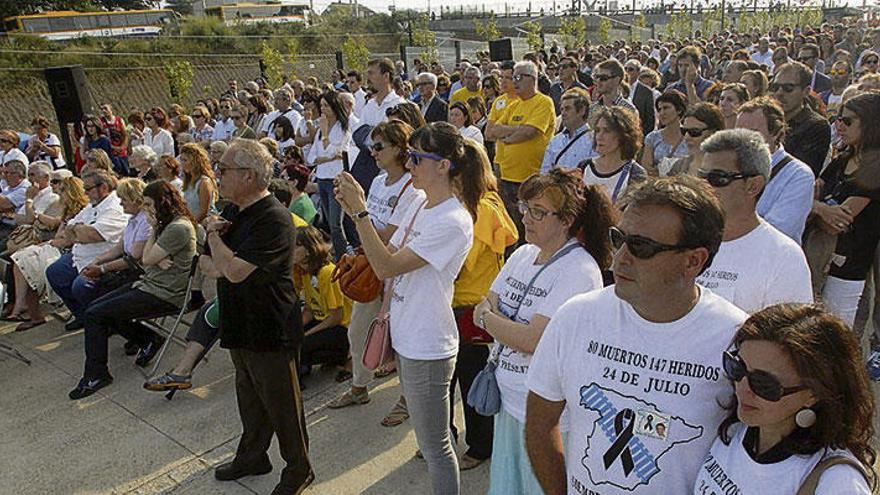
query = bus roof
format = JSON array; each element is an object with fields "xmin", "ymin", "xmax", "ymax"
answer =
[{"xmin": 4, "ymin": 9, "xmax": 173, "ymax": 22}]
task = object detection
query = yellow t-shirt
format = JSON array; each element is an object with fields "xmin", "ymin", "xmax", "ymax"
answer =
[
  {"xmin": 487, "ymin": 93, "xmax": 520, "ymax": 167},
  {"xmin": 497, "ymin": 92, "xmax": 556, "ymax": 183},
  {"xmin": 450, "ymin": 87, "xmax": 483, "ymax": 106},
  {"xmin": 453, "ymin": 191, "xmax": 519, "ymax": 307},
  {"xmin": 295, "ymin": 264, "xmax": 352, "ymax": 326}
]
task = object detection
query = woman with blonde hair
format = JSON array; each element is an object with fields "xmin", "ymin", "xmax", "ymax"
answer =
[
  {"xmin": 9, "ymin": 176, "xmax": 89, "ymax": 331},
  {"xmin": 179, "ymin": 143, "xmax": 216, "ymax": 222}
]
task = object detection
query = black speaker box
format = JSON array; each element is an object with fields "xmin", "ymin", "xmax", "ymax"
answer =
[
  {"xmin": 489, "ymin": 38, "xmax": 513, "ymax": 62},
  {"xmin": 44, "ymin": 66, "xmax": 93, "ymax": 164}
]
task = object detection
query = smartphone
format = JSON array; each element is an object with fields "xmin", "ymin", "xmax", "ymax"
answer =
[{"xmin": 342, "ymin": 151, "xmax": 350, "ymax": 173}]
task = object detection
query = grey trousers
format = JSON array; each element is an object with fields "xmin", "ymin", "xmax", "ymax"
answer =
[
  {"xmin": 348, "ymin": 298, "xmax": 382, "ymax": 388},
  {"xmin": 398, "ymin": 354, "xmax": 460, "ymax": 495}
]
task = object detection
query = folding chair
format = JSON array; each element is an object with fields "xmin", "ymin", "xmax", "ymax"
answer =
[{"xmin": 134, "ymin": 255, "xmax": 202, "ymax": 379}]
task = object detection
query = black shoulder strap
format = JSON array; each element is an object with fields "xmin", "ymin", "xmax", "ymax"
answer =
[
  {"xmin": 554, "ymin": 130, "xmax": 590, "ymax": 167},
  {"xmin": 770, "ymin": 154, "xmax": 795, "ymax": 181}
]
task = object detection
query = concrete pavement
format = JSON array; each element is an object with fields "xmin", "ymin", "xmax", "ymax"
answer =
[{"xmin": 0, "ymin": 315, "xmax": 490, "ymax": 495}]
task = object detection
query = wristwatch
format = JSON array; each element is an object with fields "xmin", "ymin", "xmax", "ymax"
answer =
[{"xmin": 353, "ymin": 210, "xmax": 369, "ymax": 220}]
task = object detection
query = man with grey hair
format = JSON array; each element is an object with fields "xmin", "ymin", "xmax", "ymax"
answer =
[
  {"xmin": 696, "ymin": 129, "xmax": 812, "ymax": 312},
  {"xmin": 14, "ymin": 160, "xmax": 58, "ymax": 229},
  {"xmin": 259, "ymin": 88, "xmax": 302, "ymax": 139},
  {"xmin": 200, "ymin": 138, "xmax": 313, "ymax": 495},
  {"xmin": 417, "ymin": 71, "xmax": 448, "ymax": 123},
  {"xmin": 0, "ymin": 159, "xmax": 31, "ymax": 247},
  {"xmin": 450, "ymin": 66, "xmax": 482, "ymax": 105}
]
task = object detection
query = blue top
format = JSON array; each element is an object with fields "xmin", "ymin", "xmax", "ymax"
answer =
[
  {"xmin": 644, "ymin": 129, "xmax": 689, "ymax": 165},
  {"xmin": 540, "ymin": 124, "xmax": 597, "ymax": 173},
  {"xmin": 668, "ymin": 76, "xmax": 714, "ymax": 101},
  {"xmin": 86, "ymin": 136, "xmax": 112, "ymax": 157},
  {"xmin": 1, "ymin": 179, "xmax": 30, "ymax": 226},
  {"xmin": 756, "ymin": 146, "xmax": 815, "ymax": 244}
]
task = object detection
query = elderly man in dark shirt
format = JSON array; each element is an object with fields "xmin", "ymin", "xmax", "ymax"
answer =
[
  {"xmin": 199, "ymin": 138, "xmax": 312, "ymax": 495},
  {"xmin": 772, "ymin": 62, "xmax": 831, "ymax": 176}
]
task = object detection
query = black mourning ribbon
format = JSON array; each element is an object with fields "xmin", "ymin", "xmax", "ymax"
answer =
[{"xmin": 603, "ymin": 408, "xmax": 636, "ymax": 476}]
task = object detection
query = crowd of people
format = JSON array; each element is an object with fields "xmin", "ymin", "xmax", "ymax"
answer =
[{"xmin": 1, "ymin": 15, "xmax": 880, "ymax": 495}]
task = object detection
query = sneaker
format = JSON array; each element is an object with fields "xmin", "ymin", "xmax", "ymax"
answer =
[
  {"xmin": 68, "ymin": 375, "xmax": 113, "ymax": 400},
  {"xmin": 135, "ymin": 337, "xmax": 166, "ymax": 367},
  {"xmin": 866, "ymin": 350, "xmax": 880, "ymax": 381},
  {"xmin": 327, "ymin": 389, "xmax": 370, "ymax": 409},
  {"xmin": 214, "ymin": 458, "xmax": 273, "ymax": 481},
  {"xmin": 64, "ymin": 319, "xmax": 84, "ymax": 332},
  {"xmin": 144, "ymin": 372, "xmax": 192, "ymax": 392}
]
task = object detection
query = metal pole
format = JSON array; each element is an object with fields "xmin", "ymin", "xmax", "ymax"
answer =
[{"xmin": 720, "ymin": 0, "xmax": 725, "ymax": 29}]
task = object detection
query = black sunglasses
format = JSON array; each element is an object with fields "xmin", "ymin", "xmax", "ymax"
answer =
[
  {"xmin": 698, "ymin": 169, "xmax": 758, "ymax": 187},
  {"xmin": 594, "ymin": 74, "xmax": 616, "ymax": 82},
  {"xmin": 609, "ymin": 226, "xmax": 694, "ymax": 259},
  {"xmin": 680, "ymin": 127, "xmax": 707, "ymax": 137},
  {"xmin": 371, "ymin": 142, "xmax": 386, "ymax": 152},
  {"xmin": 769, "ymin": 82, "xmax": 799, "ymax": 93},
  {"xmin": 838, "ymin": 116, "xmax": 856, "ymax": 126},
  {"xmin": 723, "ymin": 350, "xmax": 808, "ymax": 402}
]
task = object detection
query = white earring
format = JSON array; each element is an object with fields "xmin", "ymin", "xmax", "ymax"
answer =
[{"xmin": 795, "ymin": 408, "xmax": 817, "ymax": 428}]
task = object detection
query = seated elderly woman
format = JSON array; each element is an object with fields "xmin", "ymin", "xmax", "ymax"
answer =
[
  {"xmin": 8, "ymin": 175, "xmax": 89, "ymax": 331},
  {"xmin": 69, "ymin": 180, "xmax": 199, "ymax": 400},
  {"xmin": 130, "ymin": 145, "xmax": 159, "ymax": 182}
]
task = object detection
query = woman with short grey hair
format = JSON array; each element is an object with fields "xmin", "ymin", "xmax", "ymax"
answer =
[{"xmin": 130, "ymin": 145, "xmax": 159, "ymax": 181}]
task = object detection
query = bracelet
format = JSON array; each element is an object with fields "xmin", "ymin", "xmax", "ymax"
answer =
[
  {"xmin": 479, "ymin": 310, "xmax": 487, "ymax": 330},
  {"xmin": 353, "ymin": 210, "xmax": 370, "ymax": 220},
  {"xmin": 100, "ymin": 264, "xmax": 106, "ymax": 274}
]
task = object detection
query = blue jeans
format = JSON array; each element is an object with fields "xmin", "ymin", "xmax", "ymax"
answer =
[
  {"xmin": 317, "ymin": 179, "xmax": 359, "ymax": 261},
  {"xmin": 46, "ymin": 252, "xmax": 105, "ymax": 321}
]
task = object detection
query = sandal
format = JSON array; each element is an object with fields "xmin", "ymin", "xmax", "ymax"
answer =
[
  {"xmin": 14, "ymin": 318, "xmax": 47, "ymax": 332},
  {"xmin": 3, "ymin": 313, "xmax": 29, "ymax": 322},
  {"xmin": 374, "ymin": 363, "xmax": 397, "ymax": 378},
  {"xmin": 143, "ymin": 372, "xmax": 192, "ymax": 392},
  {"xmin": 459, "ymin": 454, "xmax": 487, "ymax": 471},
  {"xmin": 380, "ymin": 400, "xmax": 409, "ymax": 427},
  {"xmin": 327, "ymin": 389, "xmax": 370, "ymax": 409},
  {"xmin": 334, "ymin": 370, "xmax": 353, "ymax": 383}
]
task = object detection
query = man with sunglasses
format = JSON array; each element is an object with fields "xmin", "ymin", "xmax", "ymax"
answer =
[
  {"xmin": 696, "ymin": 129, "xmax": 813, "ymax": 313},
  {"xmin": 772, "ymin": 62, "xmax": 831, "ymax": 176},
  {"xmin": 820, "ymin": 60, "xmax": 853, "ymax": 121},
  {"xmin": 548, "ymin": 56, "xmax": 587, "ymax": 114},
  {"xmin": 797, "ymin": 43, "xmax": 832, "ymax": 93},
  {"xmin": 525, "ymin": 176, "xmax": 748, "ymax": 495},
  {"xmin": 588, "ymin": 59, "xmax": 637, "ymax": 119},
  {"xmin": 624, "ymin": 58, "xmax": 657, "ymax": 137}
]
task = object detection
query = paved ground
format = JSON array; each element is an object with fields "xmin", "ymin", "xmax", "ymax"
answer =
[{"xmin": 0, "ymin": 312, "xmax": 490, "ymax": 495}]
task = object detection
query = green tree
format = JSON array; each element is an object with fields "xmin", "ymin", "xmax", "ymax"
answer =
[
  {"xmin": 523, "ymin": 20, "xmax": 544, "ymax": 52},
  {"xmin": 5, "ymin": 0, "xmax": 156, "ymax": 17},
  {"xmin": 341, "ymin": 35, "xmax": 370, "ymax": 73},
  {"xmin": 597, "ymin": 18, "xmax": 612, "ymax": 44},
  {"xmin": 259, "ymin": 41, "xmax": 285, "ymax": 89},
  {"xmin": 559, "ymin": 16, "xmax": 586, "ymax": 50},
  {"xmin": 411, "ymin": 14, "xmax": 438, "ymax": 64},
  {"xmin": 163, "ymin": 60, "xmax": 193, "ymax": 104},
  {"xmin": 631, "ymin": 13, "xmax": 646, "ymax": 43},
  {"xmin": 473, "ymin": 14, "xmax": 501, "ymax": 42}
]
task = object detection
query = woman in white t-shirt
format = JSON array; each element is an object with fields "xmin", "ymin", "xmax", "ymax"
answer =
[
  {"xmin": 449, "ymin": 101, "xmax": 485, "ymax": 146},
  {"xmin": 141, "ymin": 108, "xmax": 174, "ymax": 159},
  {"xmin": 579, "ymin": 106, "xmax": 647, "ymax": 204},
  {"xmin": 694, "ymin": 303, "xmax": 875, "ymax": 495},
  {"xmin": 328, "ymin": 119, "xmax": 424, "ymax": 411},
  {"xmin": 335, "ymin": 122, "xmax": 488, "ymax": 495},
  {"xmin": 26, "ymin": 116, "xmax": 66, "ymax": 169},
  {"xmin": 473, "ymin": 168, "xmax": 617, "ymax": 495},
  {"xmin": 308, "ymin": 91, "xmax": 353, "ymax": 260}
]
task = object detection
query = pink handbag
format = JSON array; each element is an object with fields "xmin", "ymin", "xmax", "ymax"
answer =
[{"xmin": 361, "ymin": 199, "xmax": 427, "ymax": 371}]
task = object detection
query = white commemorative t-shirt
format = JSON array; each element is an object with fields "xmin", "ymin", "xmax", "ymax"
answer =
[
  {"xmin": 388, "ymin": 196, "xmax": 473, "ymax": 360},
  {"xmin": 490, "ymin": 241, "xmax": 602, "ymax": 423},
  {"xmin": 528, "ymin": 286, "xmax": 747, "ymax": 495},
  {"xmin": 693, "ymin": 423, "xmax": 870, "ymax": 495},
  {"xmin": 366, "ymin": 172, "xmax": 424, "ymax": 231},
  {"xmin": 697, "ymin": 220, "xmax": 813, "ymax": 314}
]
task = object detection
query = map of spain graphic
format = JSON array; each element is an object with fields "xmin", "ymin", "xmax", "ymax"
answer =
[{"xmin": 578, "ymin": 383, "xmax": 703, "ymax": 491}]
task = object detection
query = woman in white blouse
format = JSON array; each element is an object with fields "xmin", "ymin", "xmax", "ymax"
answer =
[
  {"xmin": 308, "ymin": 90, "xmax": 354, "ymax": 260},
  {"xmin": 141, "ymin": 107, "xmax": 174, "ymax": 159},
  {"xmin": 448, "ymin": 101, "xmax": 485, "ymax": 146}
]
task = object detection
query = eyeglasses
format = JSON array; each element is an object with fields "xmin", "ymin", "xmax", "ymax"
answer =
[
  {"xmin": 723, "ymin": 350, "xmax": 808, "ymax": 402},
  {"xmin": 594, "ymin": 74, "xmax": 617, "ymax": 82},
  {"xmin": 796, "ymin": 55, "xmax": 816, "ymax": 63},
  {"xmin": 609, "ymin": 226, "xmax": 694, "ymax": 259},
  {"xmin": 837, "ymin": 116, "xmax": 856, "ymax": 126},
  {"xmin": 864, "ymin": 58, "xmax": 879, "ymax": 65},
  {"xmin": 191, "ymin": 114, "xmax": 205, "ymax": 119},
  {"xmin": 407, "ymin": 150, "xmax": 446, "ymax": 166},
  {"xmin": 217, "ymin": 166, "xmax": 249, "ymax": 174},
  {"xmin": 517, "ymin": 201, "xmax": 557, "ymax": 221},
  {"xmin": 769, "ymin": 82, "xmax": 799, "ymax": 93},
  {"xmin": 512, "ymin": 74, "xmax": 534, "ymax": 82},
  {"xmin": 371, "ymin": 142, "xmax": 387, "ymax": 152},
  {"xmin": 829, "ymin": 69, "xmax": 850, "ymax": 76},
  {"xmin": 680, "ymin": 127, "xmax": 708, "ymax": 137},
  {"xmin": 417, "ymin": 81, "xmax": 433, "ymax": 87},
  {"xmin": 83, "ymin": 183, "xmax": 100, "ymax": 192},
  {"xmin": 50, "ymin": 179, "xmax": 62, "ymax": 185},
  {"xmin": 698, "ymin": 169, "xmax": 758, "ymax": 187}
]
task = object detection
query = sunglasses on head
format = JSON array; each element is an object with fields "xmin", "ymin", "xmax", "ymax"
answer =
[
  {"xmin": 698, "ymin": 169, "xmax": 758, "ymax": 187},
  {"xmin": 723, "ymin": 349, "xmax": 808, "ymax": 402},
  {"xmin": 769, "ymin": 82, "xmax": 799, "ymax": 93},
  {"xmin": 609, "ymin": 226, "xmax": 694, "ymax": 259},
  {"xmin": 408, "ymin": 150, "xmax": 447, "ymax": 166},
  {"xmin": 680, "ymin": 127, "xmax": 707, "ymax": 137}
]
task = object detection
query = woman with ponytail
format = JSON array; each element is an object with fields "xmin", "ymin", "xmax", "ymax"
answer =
[
  {"xmin": 472, "ymin": 167, "xmax": 616, "ymax": 495},
  {"xmin": 335, "ymin": 122, "xmax": 485, "ymax": 494},
  {"xmin": 448, "ymin": 140, "xmax": 519, "ymax": 470}
]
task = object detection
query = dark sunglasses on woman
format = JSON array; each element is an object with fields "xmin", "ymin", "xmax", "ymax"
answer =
[{"xmin": 723, "ymin": 349, "xmax": 808, "ymax": 402}]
